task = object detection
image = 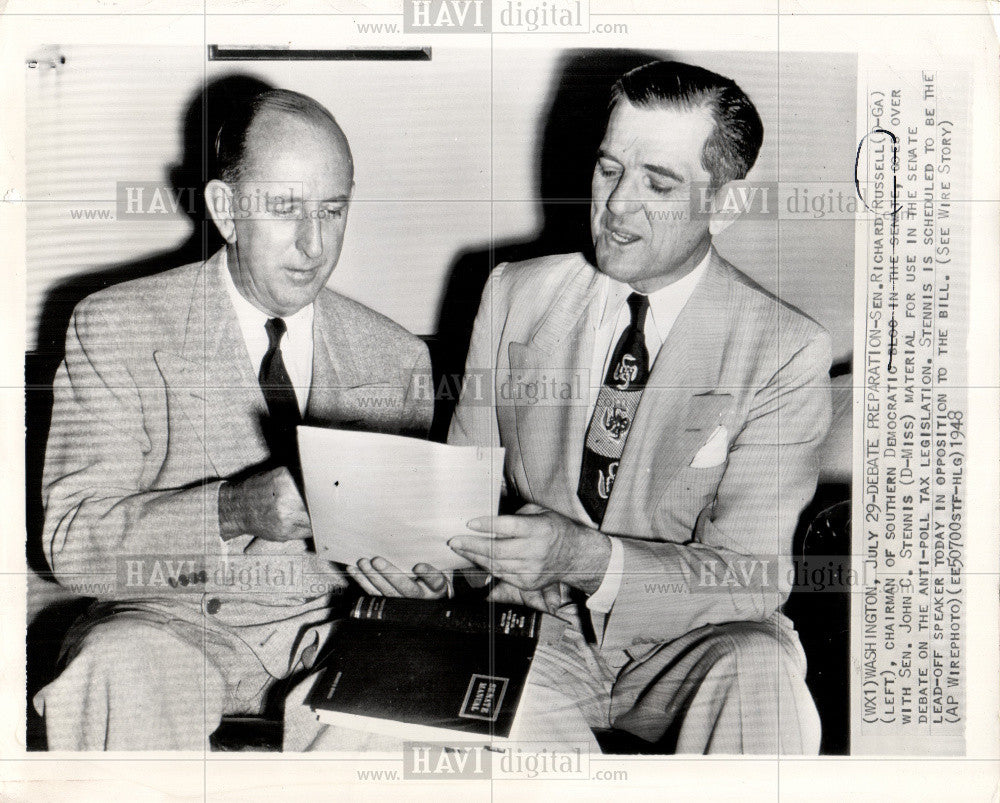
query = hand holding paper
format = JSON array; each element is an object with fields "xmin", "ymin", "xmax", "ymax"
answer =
[
  {"xmin": 450, "ymin": 503, "xmax": 612, "ymax": 595},
  {"xmin": 298, "ymin": 426, "xmax": 505, "ymax": 572}
]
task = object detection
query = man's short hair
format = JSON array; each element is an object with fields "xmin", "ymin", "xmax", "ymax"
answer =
[
  {"xmin": 609, "ymin": 60, "xmax": 764, "ymax": 188},
  {"xmin": 214, "ymin": 88, "xmax": 344, "ymax": 183}
]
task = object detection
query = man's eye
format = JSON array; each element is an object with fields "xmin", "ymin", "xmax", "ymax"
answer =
[
  {"xmin": 596, "ymin": 161, "xmax": 621, "ymax": 179},
  {"xmin": 320, "ymin": 206, "xmax": 344, "ymax": 219},
  {"xmin": 647, "ymin": 179, "xmax": 676, "ymax": 195},
  {"xmin": 273, "ymin": 204, "xmax": 300, "ymax": 217}
]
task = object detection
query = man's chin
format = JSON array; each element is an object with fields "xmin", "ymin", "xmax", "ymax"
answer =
[
  {"xmin": 594, "ymin": 251, "xmax": 648, "ymax": 285},
  {"xmin": 268, "ymin": 288, "xmax": 319, "ymax": 317},
  {"xmin": 279, "ymin": 272, "xmax": 327, "ymax": 300}
]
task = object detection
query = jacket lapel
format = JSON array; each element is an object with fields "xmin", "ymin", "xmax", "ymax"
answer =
[
  {"xmin": 508, "ymin": 263, "xmax": 603, "ymax": 519},
  {"xmin": 152, "ymin": 250, "xmax": 269, "ymax": 477},
  {"xmin": 601, "ymin": 253, "xmax": 734, "ymax": 533},
  {"xmin": 304, "ymin": 291, "xmax": 372, "ymax": 427}
]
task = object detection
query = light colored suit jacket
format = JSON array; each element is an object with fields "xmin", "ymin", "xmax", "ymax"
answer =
[
  {"xmin": 448, "ymin": 250, "xmax": 832, "ymax": 667},
  {"xmin": 42, "ymin": 249, "xmax": 433, "ymax": 675}
]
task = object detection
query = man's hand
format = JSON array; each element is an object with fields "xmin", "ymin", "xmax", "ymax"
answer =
[
  {"xmin": 487, "ymin": 579, "xmax": 570, "ymax": 615},
  {"xmin": 347, "ymin": 558, "xmax": 449, "ymax": 599},
  {"xmin": 449, "ymin": 503, "xmax": 612, "ymax": 594},
  {"xmin": 347, "ymin": 559, "xmax": 567, "ymax": 615},
  {"xmin": 218, "ymin": 466, "xmax": 312, "ymax": 542}
]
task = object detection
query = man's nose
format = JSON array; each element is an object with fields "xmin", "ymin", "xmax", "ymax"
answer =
[
  {"xmin": 297, "ymin": 214, "xmax": 323, "ymax": 259},
  {"xmin": 605, "ymin": 173, "xmax": 643, "ymax": 218}
]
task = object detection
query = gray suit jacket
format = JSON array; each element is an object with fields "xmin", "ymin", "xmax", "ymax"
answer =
[
  {"xmin": 42, "ymin": 249, "xmax": 433, "ymax": 674},
  {"xmin": 449, "ymin": 250, "xmax": 832, "ymax": 670}
]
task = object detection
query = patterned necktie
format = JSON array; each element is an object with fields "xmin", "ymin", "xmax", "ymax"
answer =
[
  {"xmin": 259, "ymin": 317, "xmax": 302, "ymax": 474},
  {"xmin": 577, "ymin": 292, "xmax": 650, "ymax": 525}
]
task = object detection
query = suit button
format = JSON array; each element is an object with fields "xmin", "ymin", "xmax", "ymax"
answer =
[{"xmin": 206, "ymin": 597, "xmax": 222, "ymax": 615}]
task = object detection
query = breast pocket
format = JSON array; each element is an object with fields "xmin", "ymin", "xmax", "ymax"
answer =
[{"xmin": 659, "ymin": 392, "xmax": 735, "ymax": 523}]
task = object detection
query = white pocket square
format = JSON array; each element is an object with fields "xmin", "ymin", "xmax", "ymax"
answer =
[{"xmin": 689, "ymin": 425, "xmax": 729, "ymax": 468}]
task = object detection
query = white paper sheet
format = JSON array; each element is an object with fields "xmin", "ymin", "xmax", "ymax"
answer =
[{"xmin": 298, "ymin": 426, "xmax": 505, "ymax": 571}]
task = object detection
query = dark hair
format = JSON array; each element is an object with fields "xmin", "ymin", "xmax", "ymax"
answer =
[
  {"xmin": 609, "ymin": 60, "xmax": 764, "ymax": 188},
  {"xmin": 214, "ymin": 88, "xmax": 347, "ymax": 183}
]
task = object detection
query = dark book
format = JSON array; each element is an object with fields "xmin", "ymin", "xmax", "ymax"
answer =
[{"xmin": 306, "ymin": 595, "xmax": 562, "ymax": 742}]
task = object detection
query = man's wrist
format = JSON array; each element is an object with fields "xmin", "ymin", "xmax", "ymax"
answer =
[{"xmin": 567, "ymin": 528, "xmax": 613, "ymax": 595}]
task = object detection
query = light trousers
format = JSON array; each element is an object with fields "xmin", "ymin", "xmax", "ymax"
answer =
[
  {"xmin": 283, "ymin": 610, "xmax": 820, "ymax": 754},
  {"xmin": 34, "ymin": 613, "xmax": 274, "ymax": 751},
  {"xmin": 35, "ymin": 607, "xmax": 819, "ymax": 754}
]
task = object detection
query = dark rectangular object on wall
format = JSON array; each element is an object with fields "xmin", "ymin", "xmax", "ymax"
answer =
[{"xmin": 208, "ymin": 45, "xmax": 431, "ymax": 61}]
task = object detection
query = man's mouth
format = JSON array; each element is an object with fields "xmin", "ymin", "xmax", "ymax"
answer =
[
  {"xmin": 605, "ymin": 227, "xmax": 641, "ymax": 246},
  {"xmin": 285, "ymin": 265, "xmax": 320, "ymax": 277}
]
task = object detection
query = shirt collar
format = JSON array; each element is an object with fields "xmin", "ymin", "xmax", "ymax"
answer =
[
  {"xmin": 598, "ymin": 247, "xmax": 712, "ymax": 339},
  {"xmin": 219, "ymin": 249, "xmax": 314, "ymax": 345}
]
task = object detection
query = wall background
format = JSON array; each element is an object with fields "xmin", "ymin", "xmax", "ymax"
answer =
[{"xmin": 25, "ymin": 45, "xmax": 855, "ymax": 362}]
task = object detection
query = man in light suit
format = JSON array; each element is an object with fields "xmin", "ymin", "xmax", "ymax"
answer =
[
  {"xmin": 355, "ymin": 61, "xmax": 830, "ymax": 753},
  {"xmin": 34, "ymin": 89, "xmax": 432, "ymax": 750}
]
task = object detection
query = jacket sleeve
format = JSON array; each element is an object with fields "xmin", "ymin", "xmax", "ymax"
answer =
[
  {"xmin": 599, "ymin": 331, "xmax": 833, "ymax": 649},
  {"xmin": 399, "ymin": 338, "xmax": 435, "ymax": 438},
  {"xmin": 447, "ymin": 264, "xmax": 507, "ymax": 458},
  {"xmin": 41, "ymin": 298, "xmax": 227, "ymax": 595}
]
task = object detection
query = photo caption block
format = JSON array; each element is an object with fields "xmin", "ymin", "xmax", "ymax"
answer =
[{"xmin": 853, "ymin": 63, "xmax": 970, "ymax": 755}]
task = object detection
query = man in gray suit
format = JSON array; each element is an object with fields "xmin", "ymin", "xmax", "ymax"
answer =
[
  {"xmin": 35, "ymin": 89, "xmax": 432, "ymax": 750},
  {"xmin": 353, "ymin": 61, "xmax": 831, "ymax": 753}
]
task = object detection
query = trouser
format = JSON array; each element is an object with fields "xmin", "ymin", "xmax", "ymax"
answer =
[
  {"xmin": 34, "ymin": 605, "xmax": 818, "ymax": 753},
  {"xmin": 609, "ymin": 613, "xmax": 821, "ymax": 753},
  {"xmin": 283, "ymin": 609, "xmax": 821, "ymax": 755},
  {"xmin": 33, "ymin": 611, "xmax": 280, "ymax": 751}
]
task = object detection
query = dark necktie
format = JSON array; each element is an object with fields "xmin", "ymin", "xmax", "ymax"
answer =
[
  {"xmin": 259, "ymin": 317, "xmax": 302, "ymax": 474},
  {"xmin": 577, "ymin": 292, "xmax": 650, "ymax": 525}
]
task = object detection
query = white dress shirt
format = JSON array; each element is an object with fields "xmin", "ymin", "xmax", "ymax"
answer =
[
  {"xmin": 585, "ymin": 251, "xmax": 711, "ymax": 615},
  {"xmin": 219, "ymin": 251, "xmax": 314, "ymax": 416}
]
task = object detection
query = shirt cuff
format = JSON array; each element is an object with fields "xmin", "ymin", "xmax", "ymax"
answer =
[{"xmin": 585, "ymin": 536, "xmax": 623, "ymax": 614}]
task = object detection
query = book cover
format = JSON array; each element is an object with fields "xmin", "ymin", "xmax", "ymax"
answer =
[{"xmin": 307, "ymin": 597, "xmax": 544, "ymax": 741}]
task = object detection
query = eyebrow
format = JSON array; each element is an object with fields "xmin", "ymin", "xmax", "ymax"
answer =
[
  {"xmin": 596, "ymin": 149, "xmax": 684, "ymax": 183},
  {"xmin": 643, "ymin": 163, "xmax": 684, "ymax": 183},
  {"xmin": 595, "ymin": 148, "xmax": 619, "ymax": 166}
]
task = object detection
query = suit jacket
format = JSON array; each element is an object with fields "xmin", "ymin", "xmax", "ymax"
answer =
[
  {"xmin": 42, "ymin": 249, "xmax": 433, "ymax": 675},
  {"xmin": 448, "ymin": 250, "xmax": 832, "ymax": 669}
]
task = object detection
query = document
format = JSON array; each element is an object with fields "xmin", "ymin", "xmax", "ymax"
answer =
[
  {"xmin": 9, "ymin": 0, "xmax": 1000, "ymax": 798},
  {"xmin": 298, "ymin": 425, "xmax": 505, "ymax": 572}
]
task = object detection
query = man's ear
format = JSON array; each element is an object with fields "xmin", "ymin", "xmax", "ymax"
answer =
[
  {"xmin": 707, "ymin": 179, "xmax": 754, "ymax": 238},
  {"xmin": 205, "ymin": 179, "xmax": 236, "ymax": 243}
]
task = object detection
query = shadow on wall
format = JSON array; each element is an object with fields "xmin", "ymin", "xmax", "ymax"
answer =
[
  {"xmin": 25, "ymin": 73, "xmax": 275, "ymax": 578},
  {"xmin": 429, "ymin": 48, "xmax": 663, "ymax": 440}
]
